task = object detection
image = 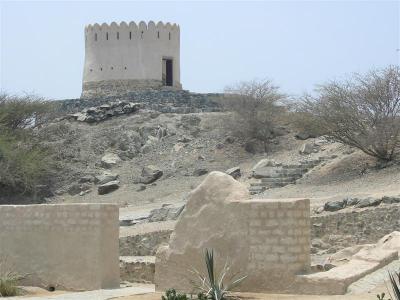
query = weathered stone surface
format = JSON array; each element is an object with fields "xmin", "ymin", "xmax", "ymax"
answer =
[
  {"xmin": 66, "ymin": 100, "xmax": 140, "ymax": 123},
  {"xmin": 225, "ymin": 167, "xmax": 241, "ymax": 179},
  {"xmin": 95, "ymin": 172, "xmax": 119, "ymax": 185},
  {"xmin": 382, "ymin": 195, "xmax": 400, "ymax": 204},
  {"xmin": 192, "ymin": 168, "xmax": 208, "ymax": 176},
  {"xmin": 120, "ymin": 256, "xmax": 155, "ymax": 284},
  {"xmin": 299, "ymin": 142, "xmax": 316, "ymax": 155},
  {"xmin": 355, "ymin": 197, "xmax": 382, "ymax": 208},
  {"xmin": 312, "ymin": 204, "xmax": 400, "ymax": 252},
  {"xmin": 138, "ymin": 166, "xmax": 163, "ymax": 184},
  {"xmin": 98, "ymin": 180, "xmax": 120, "ymax": 195},
  {"xmin": 295, "ymin": 132, "xmax": 316, "ymax": 140},
  {"xmin": 324, "ymin": 200, "xmax": 346, "ymax": 212},
  {"xmin": 63, "ymin": 90, "xmax": 221, "ymax": 115},
  {"xmin": 101, "ymin": 153, "xmax": 121, "ymax": 168},
  {"xmin": 155, "ymin": 172, "xmax": 310, "ymax": 293},
  {"xmin": 148, "ymin": 205, "xmax": 184, "ymax": 223}
]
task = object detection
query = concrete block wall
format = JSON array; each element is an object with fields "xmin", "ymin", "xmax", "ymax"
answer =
[
  {"xmin": 155, "ymin": 172, "xmax": 311, "ymax": 293},
  {"xmin": 0, "ymin": 204, "xmax": 120, "ymax": 291},
  {"xmin": 248, "ymin": 199, "xmax": 310, "ymax": 275}
]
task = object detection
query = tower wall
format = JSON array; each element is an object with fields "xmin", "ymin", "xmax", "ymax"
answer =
[{"xmin": 82, "ymin": 21, "xmax": 181, "ymax": 98}]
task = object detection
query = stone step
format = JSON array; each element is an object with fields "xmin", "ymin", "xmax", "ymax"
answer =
[
  {"xmin": 261, "ymin": 177, "xmax": 298, "ymax": 184},
  {"xmin": 120, "ymin": 256, "xmax": 155, "ymax": 283}
]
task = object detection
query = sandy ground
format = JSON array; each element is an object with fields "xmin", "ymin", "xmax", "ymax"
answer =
[{"xmin": 117, "ymin": 287, "xmax": 387, "ymax": 300}]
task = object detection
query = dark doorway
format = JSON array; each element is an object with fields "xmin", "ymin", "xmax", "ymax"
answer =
[{"xmin": 162, "ymin": 58, "xmax": 173, "ymax": 86}]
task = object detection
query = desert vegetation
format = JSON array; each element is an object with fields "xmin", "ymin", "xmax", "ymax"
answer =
[
  {"xmin": 0, "ymin": 93, "xmax": 56, "ymax": 201},
  {"xmin": 297, "ymin": 66, "xmax": 400, "ymax": 161},
  {"xmin": 0, "ymin": 257, "xmax": 23, "ymax": 297},
  {"xmin": 218, "ymin": 79, "xmax": 286, "ymax": 151}
]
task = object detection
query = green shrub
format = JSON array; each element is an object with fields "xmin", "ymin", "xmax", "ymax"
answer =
[
  {"xmin": 161, "ymin": 288, "xmax": 188, "ymax": 300},
  {"xmin": 190, "ymin": 249, "xmax": 246, "ymax": 300},
  {"xmin": 0, "ymin": 93, "xmax": 55, "ymax": 200},
  {"xmin": 0, "ymin": 258, "xmax": 23, "ymax": 297}
]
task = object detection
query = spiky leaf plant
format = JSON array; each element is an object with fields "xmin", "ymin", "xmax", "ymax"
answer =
[
  {"xmin": 388, "ymin": 270, "xmax": 400, "ymax": 300},
  {"xmin": 190, "ymin": 249, "xmax": 247, "ymax": 300}
]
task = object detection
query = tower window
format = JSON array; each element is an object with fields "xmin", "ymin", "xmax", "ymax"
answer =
[
  {"xmin": 106, "ymin": 32, "xmax": 109, "ymax": 40},
  {"xmin": 157, "ymin": 31, "xmax": 160, "ymax": 39},
  {"xmin": 124, "ymin": 67, "xmax": 127, "ymax": 70},
  {"xmin": 111, "ymin": 66, "xmax": 113, "ymax": 70},
  {"xmin": 168, "ymin": 32, "xmax": 171, "ymax": 40},
  {"xmin": 94, "ymin": 33, "xmax": 97, "ymax": 41},
  {"xmin": 129, "ymin": 31, "xmax": 132, "ymax": 40},
  {"xmin": 100, "ymin": 67, "xmax": 103, "ymax": 71},
  {"xmin": 89, "ymin": 69, "xmax": 93, "ymax": 72},
  {"xmin": 141, "ymin": 31, "xmax": 144, "ymax": 39},
  {"xmin": 117, "ymin": 32, "xmax": 119, "ymax": 39}
]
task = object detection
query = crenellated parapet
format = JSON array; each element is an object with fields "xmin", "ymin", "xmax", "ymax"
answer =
[
  {"xmin": 84, "ymin": 21, "xmax": 180, "ymax": 44},
  {"xmin": 82, "ymin": 21, "xmax": 181, "ymax": 98}
]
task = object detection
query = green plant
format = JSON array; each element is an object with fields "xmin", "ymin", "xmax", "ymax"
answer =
[
  {"xmin": 161, "ymin": 288, "xmax": 188, "ymax": 300},
  {"xmin": 0, "ymin": 258, "xmax": 23, "ymax": 297},
  {"xmin": 377, "ymin": 269, "xmax": 400, "ymax": 300},
  {"xmin": 190, "ymin": 249, "xmax": 247, "ymax": 300}
]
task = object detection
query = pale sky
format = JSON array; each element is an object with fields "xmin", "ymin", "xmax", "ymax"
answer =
[{"xmin": 1, "ymin": 0, "xmax": 399, "ymax": 99}]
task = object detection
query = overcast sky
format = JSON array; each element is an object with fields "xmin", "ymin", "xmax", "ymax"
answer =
[{"xmin": 1, "ymin": 1, "xmax": 399, "ymax": 100}]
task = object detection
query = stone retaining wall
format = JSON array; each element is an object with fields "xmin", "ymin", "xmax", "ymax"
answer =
[
  {"xmin": 311, "ymin": 204, "xmax": 400, "ymax": 253},
  {"xmin": 0, "ymin": 204, "xmax": 120, "ymax": 291},
  {"xmin": 59, "ymin": 90, "xmax": 221, "ymax": 114}
]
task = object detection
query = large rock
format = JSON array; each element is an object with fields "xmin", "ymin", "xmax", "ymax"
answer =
[
  {"xmin": 324, "ymin": 200, "xmax": 346, "ymax": 212},
  {"xmin": 299, "ymin": 142, "xmax": 316, "ymax": 155},
  {"xmin": 138, "ymin": 166, "xmax": 163, "ymax": 184},
  {"xmin": 148, "ymin": 205, "xmax": 185, "ymax": 223},
  {"xmin": 95, "ymin": 172, "xmax": 119, "ymax": 185},
  {"xmin": 192, "ymin": 168, "xmax": 208, "ymax": 177},
  {"xmin": 101, "ymin": 153, "xmax": 121, "ymax": 168},
  {"xmin": 225, "ymin": 167, "xmax": 241, "ymax": 179},
  {"xmin": 98, "ymin": 180, "xmax": 120, "ymax": 195},
  {"xmin": 355, "ymin": 197, "xmax": 382, "ymax": 208}
]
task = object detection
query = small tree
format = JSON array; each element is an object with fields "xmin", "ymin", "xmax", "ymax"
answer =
[
  {"xmin": 219, "ymin": 79, "xmax": 286, "ymax": 150},
  {"xmin": 301, "ymin": 66, "xmax": 400, "ymax": 161},
  {"xmin": 0, "ymin": 93, "xmax": 55, "ymax": 199}
]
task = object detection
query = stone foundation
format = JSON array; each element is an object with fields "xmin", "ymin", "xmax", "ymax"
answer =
[
  {"xmin": 0, "ymin": 204, "xmax": 120, "ymax": 291},
  {"xmin": 311, "ymin": 204, "xmax": 400, "ymax": 253},
  {"xmin": 82, "ymin": 79, "xmax": 182, "ymax": 99},
  {"xmin": 60, "ymin": 90, "xmax": 221, "ymax": 115}
]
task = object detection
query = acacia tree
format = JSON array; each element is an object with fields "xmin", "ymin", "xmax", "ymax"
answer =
[
  {"xmin": 220, "ymin": 79, "xmax": 286, "ymax": 149},
  {"xmin": 302, "ymin": 66, "xmax": 400, "ymax": 161}
]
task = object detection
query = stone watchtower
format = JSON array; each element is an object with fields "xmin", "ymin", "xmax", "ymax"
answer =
[{"xmin": 82, "ymin": 21, "xmax": 181, "ymax": 98}]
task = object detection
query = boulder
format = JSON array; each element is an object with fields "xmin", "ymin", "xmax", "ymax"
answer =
[
  {"xmin": 324, "ymin": 200, "xmax": 346, "ymax": 212},
  {"xmin": 101, "ymin": 153, "xmax": 121, "ymax": 168},
  {"xmin": 79, "ymin": 175, "xmax": 94, "ymax": 183},
  {"xmin": 345, "ymin": 197, "xmax": 360, "ymax": 206},
  {"xmin": 98, "ymin": 180, "xmax": 120, "ymax": 195},
  {"xmin": 225, "ymin": 167, "xmax": 241, "ymax": 179},
  {"xmin": 193, "ymin": 168, "xmax": 208, "ymax": 177},
  {"xmin": 177, "ymin": 136, "xmax": 191, "ymax": 143},
  {"xmin": 67, "ymin": 184, "xmax": 81, "ymax": 196},
  {"xmin": 355, "ymin": 197, "xmax": 382, "ymax": 208},
  {"xmin": 148, "ymin": 205, "xmax": 185, "ymax": 222},
  {"xmin": 295, "ymin": 132, "xmax": 316, "ymax": 140},
  {"xmin": 139, "ymin": 166, "xmax": 163, "ymax": 184},
  {"xmin": 94, "ymin": 172, "xmax": 119, "ymax": 185},
  {"xmin": 299, "ymin": 142, "xmax": 316, "ymax": 155},
  {"xmin": 382, "ymin": 195, "xmax": 400, "ymax": 204}
]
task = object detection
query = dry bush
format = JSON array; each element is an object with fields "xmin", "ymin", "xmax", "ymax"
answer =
[
  {"xmin": 301, "ymin": 66, "xmax": 400, "ymax": 161},
  {"xmin": 218, "ymin": 79, "xmax": 286, "ymax": 150}
]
